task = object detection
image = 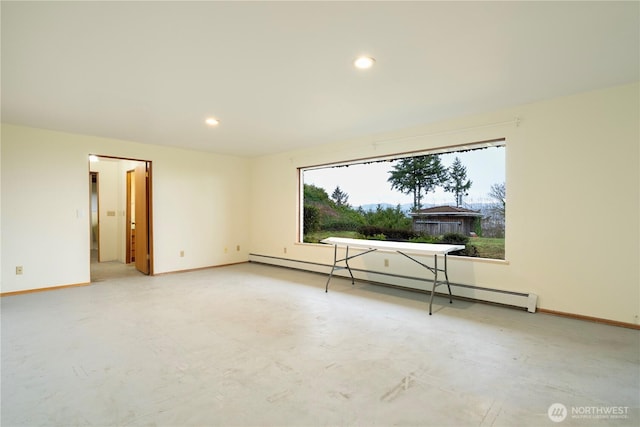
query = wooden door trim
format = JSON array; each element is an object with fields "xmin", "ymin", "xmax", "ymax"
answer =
[
  {"xmin": 134, "ymin": 163, "xmax": 149, "ymax": 274},
  {"xmin": 147, "ymin": 162, "xmax": 154, "ymax": 275}
]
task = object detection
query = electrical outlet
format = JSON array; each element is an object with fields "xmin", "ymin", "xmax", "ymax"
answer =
[
  {"xmin": 16, "ymin": 266, "xmax": 23, "ymax": 275},
  {"xmin": 224, "ymin": 247, "xmax": 228, "ymax": 253},
  {"xmin": 384, "ymin": 259, "xmax": 389, "ymax": 267},
  {"xmin": 236, "ymin": 245, "xmax": 240, "ymax": 252},
  {"xmin": 180, "ymin": 250, "xmax": 184, "ymax": 257},
  {"xmin": 284, "ymin": 247, "xmax": 287, "ymax": 254}
]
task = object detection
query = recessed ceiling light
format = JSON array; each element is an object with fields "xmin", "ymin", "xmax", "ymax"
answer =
[
  {"xmin": 354, "ymin": 56, "xmax": 375, "ymax": 69},
  {"xmin": 205, "ymin": 118, "xmax": 220, "ymax": 126}
]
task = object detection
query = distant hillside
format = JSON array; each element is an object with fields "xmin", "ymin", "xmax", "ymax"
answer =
[
  {"xmin": 357, "ymin": 202, "xmax": 496, "ymax": 214},
  {"xmin": 357, "ymin": 203, "xmax": 413, "ymax": 213}
]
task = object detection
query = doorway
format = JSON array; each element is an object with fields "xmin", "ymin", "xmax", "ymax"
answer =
[
  {"xmin": 90, "ymin": 172, "xmax": 99, "ymax": 263},
  {"xmin": 89, "ymin": 155, "xmax": 153, "ymax": 280}
]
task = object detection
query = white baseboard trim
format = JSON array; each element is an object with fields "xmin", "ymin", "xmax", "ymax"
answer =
[{"xmin": 248, "ymin": 253, "xmax": 537, "ymax": 313}]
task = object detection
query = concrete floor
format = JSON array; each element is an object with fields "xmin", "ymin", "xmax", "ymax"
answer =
[{"xmin": 1, "ymin": 261, "xmax": 638, "ymax": 426}]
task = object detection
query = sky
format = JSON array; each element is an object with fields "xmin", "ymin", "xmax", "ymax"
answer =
[{"xmin": 303, "ymin": 146, "xmax": 505, "ymax": 208}]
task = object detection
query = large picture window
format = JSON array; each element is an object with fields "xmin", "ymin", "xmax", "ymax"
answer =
[{"xmin": 300, "ymin": 141, "xmax": 506, "ymax": 259}]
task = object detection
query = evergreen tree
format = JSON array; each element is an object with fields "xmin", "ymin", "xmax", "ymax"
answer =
[
  {"xmin": 331, "ymin": 186, "xmax": 349, "ymax": 207},
  {"xmin": 387, "ymin": 155, "xmax": 447, "ymax": 211},
  {"xmin": 444, "ymin": 157, "xmax": 472, "ymax": 207}
]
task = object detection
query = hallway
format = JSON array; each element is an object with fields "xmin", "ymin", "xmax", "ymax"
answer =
[{"xmin": 90, "ymin": 249, "xmax": 144, "ymax": 283}]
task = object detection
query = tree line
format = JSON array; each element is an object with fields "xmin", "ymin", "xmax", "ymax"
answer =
[
  {"xmin": 388, "ymin": 154, "xmax": 472, "ymax": 211},
  {"xmin": 304, "ymin": 152, "xmax": 506, "ymax": 239},
  {"xmin": 333, "ymin": 154, "xmax": 473, "ymax": 212}
]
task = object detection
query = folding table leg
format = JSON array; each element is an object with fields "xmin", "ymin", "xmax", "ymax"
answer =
[
  {"xmin": 444, "ymin": 254, "xmax": 453, "ymax": 305},
  {"xmin": 429, "ymin": 255, "xmax": 438, "ymax": 315},
  {"xmin": 344, "ymin": 246, "xmax": 355, "ymax": 285},
  {"xmin": 325, "ymin": 245, "xmax": 338, "ymax": 292},
  {"xmin": 325, "ymin": 246, "xmax": 376, "ymax": 292}
]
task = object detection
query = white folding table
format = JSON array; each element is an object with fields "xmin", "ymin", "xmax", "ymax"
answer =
[{"xmin": 321, "ymin": 237, "xmax": 465, "ymax": 315}]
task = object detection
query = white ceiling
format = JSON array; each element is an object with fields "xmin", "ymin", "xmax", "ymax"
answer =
[{"xmin": 2, "ymin": 1, "xmax": 638, "ymax": 157}]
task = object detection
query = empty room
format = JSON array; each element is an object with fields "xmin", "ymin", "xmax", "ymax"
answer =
[{"xmin": 1, "ymin": 1, "xmax": 638, "ymax": 426}]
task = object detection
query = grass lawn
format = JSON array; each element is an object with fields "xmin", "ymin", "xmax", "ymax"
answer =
[
  {"xmin": 304, "ymin": 230, "xmax": 361, "ymax": 243},
  {"xmin": 468, "ymin": 237, "xmax": 505, "ymax": 260},
  {"xmin": 305, "ymin": 231, "xmax": 504, "ymax": 260}
]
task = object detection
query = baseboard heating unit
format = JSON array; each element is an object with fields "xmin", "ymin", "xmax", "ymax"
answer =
[{"xmin": 248, "ymin": 253, "xmax": 538, "ymax": 313}]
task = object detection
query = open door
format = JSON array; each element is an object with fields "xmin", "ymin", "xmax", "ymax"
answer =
[{"xmin": 134, "ymin": 163, "xmax": 150, "ymax": 274}]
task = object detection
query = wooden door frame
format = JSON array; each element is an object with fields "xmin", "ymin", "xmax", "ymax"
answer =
[
  {"xmin": 89, "ymin": 155, "xmax": 154, "ymax": 275},
  {"xmin": 134, "ymin": 162, "xmax": 151, "ymax": 275},
  {"xmin": 146, "ymin": 161, "xmax": 154, "ymax": 275}
]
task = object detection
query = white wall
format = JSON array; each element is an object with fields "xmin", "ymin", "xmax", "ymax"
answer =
[
  {"xmin": 1, "ymin": 125, "xmax": 251, "ymax": 292},
  {"xmin": 249, "ymin": 83, "xmax": 640, "ymax": 325},
  {"xmin": 1, "ymin": 83, "xmax": 637, "ymax": 324}
]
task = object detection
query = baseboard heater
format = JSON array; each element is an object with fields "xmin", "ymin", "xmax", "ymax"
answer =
[{"xmin": 248, "ymin": 253, "xmax": 537, "ymax": 313}]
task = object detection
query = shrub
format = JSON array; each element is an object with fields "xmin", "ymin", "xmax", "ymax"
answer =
[
  {"xmin": 409, "ymin": 235, "xmax": 439, "ymax": 244},
  {"xmin": 453, "ymin": 245, "xmax": 479, "ymax": 257},
  {"xmin": 440, "ymin": 232, "xmax": 469, "ymax": 245},
  {"xmin": 321, "ymin": 219, "xmax": 361, "ymax": 231},
  {"xmin": 438, "ymin": 233, "xmax": 479, "ymax": 257},
  {"xmin": 303, "ymin": 205, "xmax": 320, "ymax": 234},
  {"xmin": 357, "ymin": 225, "xmax": 416, "ymax": 241},
  {"xmin": 473, "ymin": 217, "xmax": 483, "ymax": 237},
  {"xmin": 361, "ymin": 205, "xmax": 411, "ymax": 230},
  {"xmin": 357, "ymin": 225, "xmax": 386, "ymax": 237}
]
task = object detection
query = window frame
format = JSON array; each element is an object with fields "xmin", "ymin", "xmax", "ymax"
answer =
[{"xmin": 298, "ymin": 139, "xmax": 506, "ymax": 258}]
